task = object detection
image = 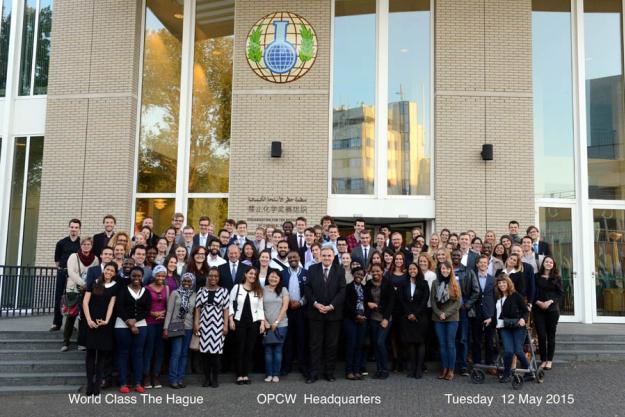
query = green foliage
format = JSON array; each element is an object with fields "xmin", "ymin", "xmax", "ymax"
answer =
[
  {"xmin": 247, "ymin": 26, "xmax": 263, "ymax": 63},
  {"xmin": 298, "ymin": 25, "xmax": 315, "ymax": 63}
]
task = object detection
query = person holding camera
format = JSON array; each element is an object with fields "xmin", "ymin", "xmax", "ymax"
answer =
[{"xmin": 494, "ymin": 274, "xmax": 531, "ymax": 383}]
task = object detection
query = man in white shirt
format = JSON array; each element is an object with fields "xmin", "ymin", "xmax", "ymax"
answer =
[
  {"xmin": 270, "ymin": 230, "xmax": 284, "ymax": 259},
  {"xmin": 351, "ymin": 229, "xmax": 373, "ymax": 269},
  {"xmin": 230, "ymin": 220, "xmax": 252, "ymax": 249},
  {"xmin": 282, "ymin": 250, "xmax": 309, "ymax": 376},
  {"xmin": 459, "ymin": 232, "xmax": 479, "ymax": 274},
  {"xmin": 207, "ymin": 240, "xmax": 226, "ymax": 267},
  {"xmin": 182, "ymin": 225, "xmax": 195, "ymax": 255},
  {"xmin": 254, "ymin": 227, "xmax": 266, "ymax": 252},
  {"xmin": 288, "ymin": 217, "xmax": 308, "ymax": 252},
  {"xmin": 270, "ymin": 240, "xmax": 290, "ymax": 271},
  {"xmin": 301, "ymin": 227, "xmax": 316, "ymax": 266},
  {"xmin": 194, "ymin": 216, "xmax": 215, "ymax": 249},
  {"xmin": 305, "ymin": 243, "xmax": 321, "ymax": 270}
]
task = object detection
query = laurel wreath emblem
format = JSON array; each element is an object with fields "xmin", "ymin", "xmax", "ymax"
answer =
[
  {"xmin": 247, "ymin": 26, "xmax": 263, "ymax": 63},
  {"xmin": 298, "ymin": 25, "xmax": 315, "ymax": 63}
]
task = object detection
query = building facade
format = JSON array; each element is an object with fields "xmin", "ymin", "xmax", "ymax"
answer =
[{"xmin": 0, "ymin": 0, "xmax": 624, "ymax": 324}]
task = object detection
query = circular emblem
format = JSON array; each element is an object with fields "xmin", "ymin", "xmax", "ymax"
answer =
[{"xmin": 246, "ymin": 11, "xmax": 318, "ymax": 83}]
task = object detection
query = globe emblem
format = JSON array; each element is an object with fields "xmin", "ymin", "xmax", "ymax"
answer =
[{"xmin": 246, "ymin": 11, "xmax": 318, "ymax": 83}]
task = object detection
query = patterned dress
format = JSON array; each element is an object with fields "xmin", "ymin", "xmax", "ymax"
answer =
[{"xmin": 196, "ymin": 287, "xmax": 229, "ymax": 354}]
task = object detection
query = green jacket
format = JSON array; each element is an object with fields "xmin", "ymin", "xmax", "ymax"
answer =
[{"xmin": 430, "ymin": 279, "xmax": 461, "ymax": 322}]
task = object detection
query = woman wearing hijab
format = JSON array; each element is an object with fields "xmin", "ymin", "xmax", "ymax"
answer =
[{"xmin": 164, "ymin": 272, "xmax": 197, "ymax": 389}]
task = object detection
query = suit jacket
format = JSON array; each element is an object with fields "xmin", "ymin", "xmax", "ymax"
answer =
[
  {"xmin": 344, "ymin": 282, "xmax": 366, "ymax": 320},
  {"xmin": 463, "ymin": 250, "xmax": 479, "ymax": 274},
  {"xmin": 455, "ymin": 264, "xmax": 480, "ymax": 317},
  {"xmin": 92, "ymin": 232, "xmax": 114, "ymax": 258},
  {"xmin": 228, "ymin": 235, "xmax": 254, "ymax": 249},
  {"xmin": 304, "ymin": 263, "xmax": 346, "ymax": 321},
  {"xmin": 281, "ymin": 267, "xmax": 309, "ymax": 306},
  {"xmin": 287, "ymin": 233, "xmax": 307, "ymax": 252},
  {"xmin": 193, "ymin": 234, "xmax": 217, "ymax": 251},
  {"xmin": 217, "ymin": 262, "xmax": 250, "ymax": 292},
  {"xmin": 364, "ymin": 279, "xmax": 395, "ymax": 320},
  {"xmin": 351, "ymin": 245, "xmax": 373, "ymax": 269},
  {"xmin": 85, "ymin": 264, "xmax": 104, "ymax": 289},
  {"xmin": 475, "ymin": 274, "xmax": 496, "ymax": 320},
  {"xmin": 397, "ymin": 279, "xmax": 429, "ymax": 319}
]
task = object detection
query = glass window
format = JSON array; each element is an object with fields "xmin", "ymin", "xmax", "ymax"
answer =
[
  {"xmin": 137, "ymin": 0, "xmax": 183, "ymax": 193},
  {"xmin": 0, "ymin": 0, "xmax": 13, "ymax": 97},
  {"xmin": 188, "ymin": 0, "xmax": 233, "ymax": 193},
  {"xmin": 538, "ymin": 207, "xmax": 575, "ymax": 315},
  {"xmin": 387, "ymin": 0, "xmax": 430, "ymax": 196},
  {"xmin": 332, "ymin": 0, "xmax": 376, "ymax": 195},
  {"xmin": 17, "ymin": 0, "xmax": 35, "ymax": 96},
  {"xmin": 5, "ymin": 136, "xmax": 43, "ymax": 266},
  {"xmin": 33, "ymin": 0, "xmax": 51, "ymax": 95},
  {"xmin": 134, "ymin": 197, "xmax": 175, "ymax": 237},
  {"xmin": 532, "ymin": 0, "xmax": 575, "ymax": 199},
  {"xmin": 187, "ymin": 198, "xmax": 228, "ymax": 233},
  {"xmin": 593, "ymin": 209, "xmax": 625, "ymax": 317},
  {"xmin": 584, "ymin": 0, "xmax": 625, "ymax": 200}
]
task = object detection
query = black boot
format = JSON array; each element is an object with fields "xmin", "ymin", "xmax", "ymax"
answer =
[{"xmin": 211, "ymin": 355, "xmax": 220, "ymax": 388}]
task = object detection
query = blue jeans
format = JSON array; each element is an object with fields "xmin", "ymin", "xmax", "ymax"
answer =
[
  {"xmin": 434, "ymin": 321, "xmax": 459, "ymax": 370},
  {"xmin": 343, "ymin": 319, "xmax": 367, "ymax": 374},
  {"xmin": 500, "ymin": 327, "xmax": 531, "ymax": 377},
  {"xmin": 456, "ymin": 308, "xmax": 470, "ymax": 369},
  {"xmin": 168, "ymin": 329, "xmax": 193, "ymax": 384},
  {"xmin": 369, "ymin": 320, "xmax": 391, "ymax": 372},
  {"xmin": 116, "ymin": 326, "xmax": 147, "ymax": 386},
  {"xmin": 144, "ymin": 323, "xmax": 165, "ymax": 376},
  {"xmin": 264, "ymin": 327, "xmax": 288, "ymax": 377}
]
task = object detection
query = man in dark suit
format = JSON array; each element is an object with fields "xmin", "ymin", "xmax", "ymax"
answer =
[
  {"xmin": 85, "ymin": 247, "xmax": 112, "ymax": 288},
  {"xmin": 288, "ymin": 216, "xmax": 308, "ymax": 252},
  {"xmin": 351, "ymin": 229, "xmax": 373, "ymax": 269},
  {"xmin": 390, "ymin": 231, "xmax": 412, "ymax": 264},
  {"xmin": 304, "ymin": 247, "xmax": 346, "ymax": 383},
  {"xmin": 299, "ymin": 227, "xmax": 316, "ymax": 266},
  {"xmin": 472, "ymin": 255, "xmax": 496, "ymax": 366},
  {"xmin": 228, "ymin": 220, "xmax": 254, "ymax": 249},
  {"xmin": 281, "ymin": 250, "xmax": 309, "ymax": 376},
  {"xmin": 193, "ymin": 215, "xmax": 217, "ymax": 251},
  {"xmin": 527, "ymin": 225, "xmax": 552, "ymax": 263},
  {"xmin": 218, "ymin": 244, "xmax": 250, "ymax": 292},
  {"xmin": 92, "ymin": 214, "xmax": 116, "ymax": 258},
  {"xmin": 459, "ymin": 232, "xmax": 479, "ymax": 274}
]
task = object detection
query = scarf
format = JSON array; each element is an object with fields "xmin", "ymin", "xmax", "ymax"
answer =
[
  {"xmin": 435, "ymin": 277, "xmax": 450, "ymax": 304},
  {"xmin": 354, "ymin": 283, "xmax": 365, "ymax": 315},
  {"xmin": 77, "ymin": 250, "xmax": 95, "ymax": 267},
  {"xmin": 177, "ymin": 273, "xmax": 195, "ymax": 319}
]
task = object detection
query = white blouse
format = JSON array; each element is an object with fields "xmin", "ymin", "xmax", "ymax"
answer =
[{"xmin": 229, "ymin": 284, "xmax": 265, "ymax": 323}]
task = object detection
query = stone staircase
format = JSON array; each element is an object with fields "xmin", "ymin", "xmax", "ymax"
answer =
[
  {"xmin": 0, "ymin": 330, "xmax": 83, "ymax": 395},
  {"xmin": 554, "ymin": 332, "xmax": 625, "ymax": 362}
]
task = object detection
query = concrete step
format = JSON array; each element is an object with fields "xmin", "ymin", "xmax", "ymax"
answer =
[
  {"xmin": 0, "ymin": 349, "xmax": 84, "ymax": 360},
  {"xmin": 556, "ymin": 350, "xmax": 625, "ymax": 361},
  {"xmin": 0, "ymin": 385, "xmax": 82, "ymax": 396},
  {"xmin": 0, "ymin": 339, "xmax": 77, "ymax": 350},
  {"xmin": 557, "ymin": 340, "xmax": 625, "ymax": 351},
  {"xmin": 558, "ymin": 333, "xmax": 625, "ymax": 342},
  {"xmin": 0, "ymin": 372, "xmax": 85, "ymax": 386},
  {"xmin": 0, "ymin": 331, "xmax": 66, "ymax": 340},
  {"xmin": 0, "ymin": 360, "xmax": 84, "ymax": 373}
]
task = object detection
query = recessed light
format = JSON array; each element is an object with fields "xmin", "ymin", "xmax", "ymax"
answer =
[{"xmin": 174, "ymin": 13, "xmax": 184, "ymax": 19}]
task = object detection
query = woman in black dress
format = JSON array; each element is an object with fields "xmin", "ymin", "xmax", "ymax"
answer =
[
  {"xmin": 82, "ymin": 261, "xmax": 119, "ymax": 395},
  {"xmin": 398, "ymin": 262, "xmax": 430, "ymax": 379}
]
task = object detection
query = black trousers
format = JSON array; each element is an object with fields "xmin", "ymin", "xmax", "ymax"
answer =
[
  {"xmin": 85, "ymin": 349, "xmax": 108, "ymax": 393},
  {"xmin": 471, "ymin": 318, "xmax": 495, "ymax": 364},
  {"xmin": 533, "ymin": 308, "xmax": 560, "ymax": 361},
  {"xmin": 202, "ymin": 353, "xmax": 221, "ymax": 382},
  {"xmin": 282, "ymin": 307, "xmax": 309, "ymax": 375},
  {"xmin": 406, "ymin": 342, "xmax": 426, "ymax": 377},
  {"xmin": 308, "ymin": 319, "xmax": 341, "ymax": 377},
  {"xmin": 235, "ymin": 321, "xmax": 260, "ymax": 377},
  {"xmin": 53, "ymin": 269, "xmax": 67, "ymax": 327}
]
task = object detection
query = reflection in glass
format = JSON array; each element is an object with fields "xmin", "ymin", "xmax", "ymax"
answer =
[
  {"xmin": 387, "ymin": 0, "xmax": 430, "ymax": 196},
  {"xmin": 135, "ymin": 197, "xmax": 175, "ymax": 237},
  {"xmin": 18, "ymin": 0, "xmax": 36, "ymax": 95},
  {"xmin": 539, "ymin": 207, "xmax": 574, "ymax": 315},
  {"xmin": 20, "ymin": 136, "xmax": 42, "ymax": 265},
  {"xmin": 188, "ymin": 0, "xmax": 233, "ymax": 193},
  {"xmin": 532, "ymin": 0, "xmax": 575, "ymax": 199},
  {"xmin": 332, "ymin": 0, "xmax": 375, "ymax": 194},
  {"xmin": 5, "ymin": 138, "xmax": 26, "ymax": 265},
  {"xmin": 0, "ymin": 0, "xmax": 12, "ymax": 97},
  {"xmin": 137, "ymin": 0, "xmax": 183, "ymax": 193},
  {"xmin": 187, "ymin": 198, "xmax": 228, "ymax": 233},
  {"xmin": 584, "ymin": 1, "xmax": 625, "ymax": 200},
  {"xmin": 33, "ymin": 0, "xmax": 52, "ymax": 95},
  {"xmin": 593, "ymin": 209, "xmax": 625, "ymax": 317}
]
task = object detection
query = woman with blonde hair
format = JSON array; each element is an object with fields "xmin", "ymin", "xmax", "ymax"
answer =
[
  {"xmin": 430, "ymin": 261, "xmax": 461, "ymax": 381},
  {"xmin": 433, "ymin": 248, "xmax": 451, "ymax": 267},
  {"xmin": 110, "ymin": 232, "xmax": 132, "ymax": 255},
  {"xmin": 428, "ymin": 233, "xmax": 441, "ymax": 252}
]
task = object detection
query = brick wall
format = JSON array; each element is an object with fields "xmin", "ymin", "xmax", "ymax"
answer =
[
  {"xmin": 434, "ymin": 0, "xmax": 535, "ymax": 236},
  {"xmin": 229, "ymin": 0, "xmax": 331, "ymax": 228},
  {"xmin": 36, "ymin": 0, "xmax": 142, "ymax": 264}
]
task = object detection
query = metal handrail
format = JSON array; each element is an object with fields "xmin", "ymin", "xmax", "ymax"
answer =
[{"xmin": 0, "ymin": 265, "xmax": 58, "ymax": 317}]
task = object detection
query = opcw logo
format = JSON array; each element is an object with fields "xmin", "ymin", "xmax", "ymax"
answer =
[{"xmin": 246, "ymin": 11, "xmax": 318, "ymax": 83}]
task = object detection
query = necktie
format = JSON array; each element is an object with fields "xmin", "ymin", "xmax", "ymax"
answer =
[
  {"xmin": 363, "ymin": 247, "xmax": 368, "ymax": 264},
  {"xmin": 299, "ymin": 235, "xmax": 303, "ymax": 248},
  {"xmin": 231, "ymin": 263, "xmax": 237, "ymax": 278},
  {"xmin": 323, "ymin": 268, "xmax": 329, "ymax": 283},
  {"xmin": 534, "ymin": 243, "xmax": 538, "ymax": 253}
]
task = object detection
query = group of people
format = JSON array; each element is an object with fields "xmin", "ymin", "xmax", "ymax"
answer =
[{"xmin": 50, "ymin": 214, "xmax": 562, "ymax": 394}]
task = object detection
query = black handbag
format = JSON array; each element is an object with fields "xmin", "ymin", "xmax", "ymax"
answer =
[
  {"xmin": 503, "ymin": 318, "xmax": 520, "ymax": 328},
  {"xmin": 263, "ymin": 327, "xmax": 285, "ymax": 345},
  {"xmin": 167, "ymin": 321, "xmax": 186, "ymax": 338}
]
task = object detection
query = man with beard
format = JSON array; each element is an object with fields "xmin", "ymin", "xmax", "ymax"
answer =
[
  {"xmin": 281, "ymin": 251, "xmax": 309, "ymax": 377},
  {"xmin": 270, "ymin": 240, "xmax": 290, "ymax": 271},
  {"xmin": 218, "ymin": 229, "xmax": 231, "ymax": 258},
  {"xmin": 207, "ymin": 239, "xmax": 226, "ymax": 267},
  {"xmin": 117, "ymin": 257, "xmax": 136, "ymax": 286}
]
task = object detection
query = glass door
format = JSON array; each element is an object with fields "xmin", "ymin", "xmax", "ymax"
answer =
[{"xmin": 538, "ymin": 205, "xmax": 580, "ymax": 320}]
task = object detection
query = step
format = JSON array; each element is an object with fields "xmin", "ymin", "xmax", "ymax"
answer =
[
  {"xmin": 0, "ymin": 349, "xmax": 84, "ymax": 360},
  {"xmin": 556, "ymin": 340, "xmax": 625, "ymax": 351},
  {"xmin": 0, "ymin": 360, "xmax": 84, "ymax": 373},
  {"xmin": 0, "ymin": 385, "xmax": 82, "ymax": 396},
  {"xmin": 556, "ymin": 350, "xmax": 625, "ymax": 361},
  {"xmin": 0, "ymin": 372, "xmax": 85, "ymax": 386},
  {"xmin": 0, "ymin": 331, "xmax": 67, "ymax": 340},
  {"xmin": 0, "ymin": 339, "xmax": 76, "ymax": 350},
  {"xmin": 557, "ymin": 333, "xmax": 625, "ymax": 342}
]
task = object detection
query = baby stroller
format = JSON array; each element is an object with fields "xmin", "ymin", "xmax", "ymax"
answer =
[{"xmin": 471, "ymin": 317, "xmax": 545, "ymax": 389}]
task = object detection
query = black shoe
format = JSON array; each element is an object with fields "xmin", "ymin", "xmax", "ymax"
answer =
[
  {"xmin": 202, "ymin": 379, "xmax": 210, "ymax": 387},
  {"xmin": 460, "ymin": 368, "xmax": 470, "ymax": 377},
  {"xmin": 324, "ymin": 374, "xmax": 335, "ymax": 382},
  {"xmin": 379, "ymin": 371, "xmax": 389, "ymax": 379},
  {"xmin": 49, "ymin": 325, "xmax": 60, "ymax": 332},
  {"xmin": 305, "ymin": 376, "xmax": 317, "ymax": 384},
  {"xmin": 414, "ymin": 372, "xmax": 423, "ymax": 379},
  {"xmin": 244, "ymin": 379, "xmax": 251, "ymax": 385},
  {"xmin": 211, "ymin": 380, "xmax": 219, "ymax": 388},
  {"xmin": 169, "ymin": 383, "xmax": 179, "ymax": 389},
  {"xmin": 178, "ymin": 382, "xmax": 186, "ymax": 388}
]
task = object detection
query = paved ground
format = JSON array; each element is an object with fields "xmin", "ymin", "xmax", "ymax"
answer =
[{"xmin": 2, "ymin": 361, "xmax": 624, "ymax": 417}]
